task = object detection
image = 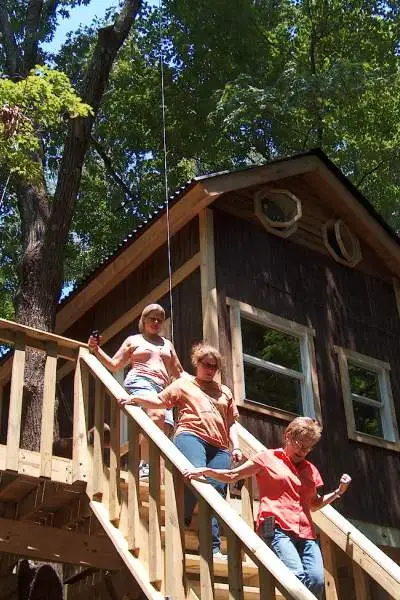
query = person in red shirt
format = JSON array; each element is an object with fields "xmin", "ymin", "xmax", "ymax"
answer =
[
  {"xmin": 183, "ymin": 416, "xmax": 351, "ymax": 597},
  {"xmin": 124, "ymin": 342, "xmax": 243, "ymax": 558}
]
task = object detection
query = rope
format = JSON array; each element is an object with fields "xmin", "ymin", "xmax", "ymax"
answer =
[{"xmin": 158, "ymin": 0, "xmax": 175, "ymax": 344}]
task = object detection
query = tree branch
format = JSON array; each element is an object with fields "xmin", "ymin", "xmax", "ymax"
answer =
[
  {"xmin": 355, "ymin": 160, "xmax": 386, "ymax": 189},
  {"xmin": 50, "ymin": 0, "xmax": 141, "ymax": 238},
  {"xmin": 90, "ymin": 135, "xmax": 138, "ymax": 203},
  {"xmin": 0, "ymin": 3, "xmax": 23, "ymax": 76},
  {"xmin": 24, "ymin": 0, "xmax": 44, "ymax": 73}
]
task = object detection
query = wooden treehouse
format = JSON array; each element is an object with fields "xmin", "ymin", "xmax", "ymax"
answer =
[{"xmin": 1, "ymin": 149, "xmax": 400, "ymax": 599}]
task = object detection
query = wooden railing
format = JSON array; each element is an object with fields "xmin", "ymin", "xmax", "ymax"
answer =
[
  {"xmin": 237, "ymin": 423, "xmax": 400, "ymax": 600},
  {"xmin": 1, "ymin": 317, "xmax": 399, "ymax": 600},
  {"xmin": 81, "ymin": 349, "xmax": 317, "ymax": 600}
]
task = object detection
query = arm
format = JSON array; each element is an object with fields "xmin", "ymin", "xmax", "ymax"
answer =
[
  {"xmin": 229, "ymin": 422, "xmax": 243, "ymax": 463},
  {"xmin": 183, "ymin": 459, "xmax": 260, "ymax": 484},
  {"xmin": 88, "ymin": 334, "xmax": 134, "ymax": 373},
  {"xmin": 167, "ymin": 342, "xmax": 186, "ymax": 380},
  {"xmin": 311, "ymin": 473, "xmax": 352, "ymax": 511}
]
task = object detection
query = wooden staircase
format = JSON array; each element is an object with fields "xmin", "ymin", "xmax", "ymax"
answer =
[{"xmin": 0, "ymin": 318, "xmax": 400, "ymax": 599}]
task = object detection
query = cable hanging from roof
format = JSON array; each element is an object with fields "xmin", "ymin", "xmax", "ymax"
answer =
[{"xmin": 158, "ymin": 0, "xmax": 175, "ymax": 344}]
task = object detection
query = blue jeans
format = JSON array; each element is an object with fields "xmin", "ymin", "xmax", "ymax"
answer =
[
  {"xmin": 174, "ymin": 432, "xmax": 231, "ymax": 553},
  {"xmin": 265, "ymin": 528, "xmax": 324, "ymax": 598}
]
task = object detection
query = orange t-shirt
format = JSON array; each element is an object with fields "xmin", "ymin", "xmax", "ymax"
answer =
[
  {"xmin": 251, "ymin": 449, "xmax": 323, "ymax": 539},
  {"xmin": 158, "ymin": 377, "xmax": 239, "ymax": 450},
  {"xmin": 127, "ymin": 335, "xmax": 174, "ymax": 387}
]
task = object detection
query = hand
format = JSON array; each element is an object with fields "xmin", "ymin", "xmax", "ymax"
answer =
[
  {"xmin": 88, "ymin": 334, "xmax": 101, "ymax": 354},
  {"xmin": 118, "ymin": 396, "xmax": 137, "ymax": 407},
  {"xmin": 182, "ymin": 467, "xmax": 209, "ymax": 482},
  {"xmin": 338, "ymin": 473, "xmax": 352, "ymax": 496},
  {"xmin": 232, "ymin": 448, "xmax": 243, "ymax": 463}
]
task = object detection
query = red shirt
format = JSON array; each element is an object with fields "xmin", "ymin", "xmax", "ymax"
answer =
[{"xmin": 251, "ymin": 449, "xmax": 323, "ymax": 539}]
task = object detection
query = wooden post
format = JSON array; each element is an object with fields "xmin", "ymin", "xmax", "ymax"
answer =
[
  {"xmin": 393, "ymin": 277, "xmax": 400, "ymax": 319},
  {"xmin": 259, "ymin": 567, "xmax": 277, "ymax": 600},
  {"xmin": 198, "ymin": 498, "xmax": 215, "ymax": 599},
  {"xmin": 164, "ymin": 459, "xmax": 186, "ymax": 600},
  {"xmin": 92, "ymin": 378, "xmax": 104, "ymax": 499},
  {"xmin": 109, "ymin": 397, "xmax": 121, "ymax": 524},
  {"xmin": 6, "ymin": 332, "xmax": 26, "ymax": 472},
  {"xmin": 200, "ymin": 208, "xmax": 219, "ymax": 349},
  {"xmin": 39, "ymin": 342, "xmax": 58, "ymax": 478},
  {"xmin": 229, "ymin": 302, "xmax": 245, "ymax": 403},
  {"xmin": 353, "ymin": 563, "xmax": 371, "ymax": 600},
  {"xmin": 149, "ymin": 440, "xmax": 163, "ymax": 589},
  {"xmin": 241, "ymin": 478, "xmax": 254, "ymax": 530},
  {"xmin": 227, "ymin": 531, "xmax": 244, "ymax": 600},
  {"xmin": 72, "ymin": 350, "xmax": 90, "ymax": 484},
  {"xmin": 320, "ymin": 532, "xmax": 340, "ymax": 600},
  {"xmin": 127, "ymin": 418, "xmax": 141, "ymax": 556}
]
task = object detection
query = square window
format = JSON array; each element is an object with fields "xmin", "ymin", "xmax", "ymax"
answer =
[
  {"xmin": 336, "ymin": 347, "xmax": 400, "ymax": 450},
  {"xmin": 227, "ymin": 298, "xmax": 321, "ymax": 421}
]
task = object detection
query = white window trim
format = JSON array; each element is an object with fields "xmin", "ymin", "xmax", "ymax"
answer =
[
  {"xmin": 227, "ymin": 297, "xmax": 322, "ymax": 422},
  {"xmin": 335, "ymin": 346, "xmax": 400, "ymax": 451}
]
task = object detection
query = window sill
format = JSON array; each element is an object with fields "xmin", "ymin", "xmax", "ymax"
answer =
[
  {"xmin": 239, "ymin": 399, "xmax": 298, "ymax": 422},
  {"xmin": 349, "ymin": 430, "xmax": 400, "ymax": 452}
]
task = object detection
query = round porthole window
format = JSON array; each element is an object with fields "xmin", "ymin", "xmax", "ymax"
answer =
[
  {"xmin": 322, "ymin": 219, "xmax": 362, "ymax": 267},
  {"xmin": 254, "ymin": 188, "xmax": 302, "ymax": 238}
]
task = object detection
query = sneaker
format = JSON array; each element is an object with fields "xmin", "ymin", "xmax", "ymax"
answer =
[
  {"xmin": 212, "ymin": 551, "xmax": 227, "ymax": 560},
  {"xmin": 139, "ymin": 462, "xmax": 149, "ymax": 479}
]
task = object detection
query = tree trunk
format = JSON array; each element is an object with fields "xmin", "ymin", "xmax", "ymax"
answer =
[{"xmin": 1, "ymin": 0, "xmax": 142, "ymax": 451}]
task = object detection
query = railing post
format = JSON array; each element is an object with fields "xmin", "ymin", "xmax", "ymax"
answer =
[
  {"xmin": 6, "ymin": 332, "xmax": 26, "ymax": 472},
  {"xmin": 320, "ymin": 532, "xmax": 340, "ymax": 600},
  {"xmin": 259, "ymin": 567, "xmax": 277, "ymax": 600},
  {"xmin": 164, "ymin": 459, "xmax": 187, "ymax": 600},
  {"xmin": 109, "ymin": 396, "xmax": 121, "ymax": 524},
  {"xmin": 72, "ymin": 349, "xmax": 90, "ymax": 484},
  {"xmin": 198, "ymin": 498, "xmax": 215, "ymax": 598},
  {"xmin": 149, "ymin": 439, "xmax": 163, "ymax": 589},
  {"xmin": 353, "ymin": 563, "xmax": 371, "ymax": 600},
  {"xmin": 39, "ymin": 342, "xmax": 58, "ymax": 478},
  {"xmin": 227, "ymin": 530, "xmax": 244, "ymax": 600},
  {"xmin": 92, "ymin": 378, "xmax": 104, "ymax": 499},
  {"xmin": 127, "ymin": 418, "xmax": 141, "ymax": 556}
]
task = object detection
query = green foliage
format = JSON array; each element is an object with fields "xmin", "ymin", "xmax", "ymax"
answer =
[{"xmin": 0, "ymin": 66, "xmax": 92, "ymax": 182}]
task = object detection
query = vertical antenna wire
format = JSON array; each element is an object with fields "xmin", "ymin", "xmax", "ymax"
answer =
[{"xmin": 158, "ymin": 0, "xmax": 174, "ymax": 344}]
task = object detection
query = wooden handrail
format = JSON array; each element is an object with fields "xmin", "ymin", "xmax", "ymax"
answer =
[
  {"xmin": 81, "ymin": 350, "xmax": 317, "ymax": 600},
  {"xmin": 0, "ymin": 318, "xmax": 87, "ymax": 361},
  {"xmin": 236, "ymin": 422, "xmax": 400, "ymax": 599}
]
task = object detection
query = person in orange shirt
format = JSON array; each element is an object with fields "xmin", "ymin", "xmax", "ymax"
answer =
[
  {"xmin": 123, "ymin": 342, "xmax": 243, "ymax": 558},
  {"xmin": 88, "ymin": 303, "xmax": 184, "ymax": 478},
  {"xmin": 184, "ymin": 417, "xmax": 351, "ymax": 597}
]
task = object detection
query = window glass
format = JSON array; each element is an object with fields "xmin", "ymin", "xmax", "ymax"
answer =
[
  {"xmin": 244, "ymin": 363, "xmax": 303, "ymax": 414},
  {"xmin": 353, "ymin": 401, "xmax": 383, "ymax": 438},
  {"xmin": 348, "ymin": 364, "xmax": 380, "ymax": 401},
  {"xmin": 241, "ymin": 318, "xmax": 301, "ymax": 372}
]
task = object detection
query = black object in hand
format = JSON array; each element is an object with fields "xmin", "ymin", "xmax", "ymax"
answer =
[{"xmin": 91, "ymin": 329, "xmax": 100, "ymax": 342}]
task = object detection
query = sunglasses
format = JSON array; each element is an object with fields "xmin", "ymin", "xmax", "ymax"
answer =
[
  {"xmin": 292, "ymin": 439, "xmax": 316, "ymax": 453},
  {"xmin": 199, "ymin": 360, "xmax": 218, "ymax": 371},
  {"xmin": 146, "ymin": 316, "xmax": 164, "ymax": 323}
]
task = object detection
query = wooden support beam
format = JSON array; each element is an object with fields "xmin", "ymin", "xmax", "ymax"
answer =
[
  {"xmin": 199, "ymin": 209, "xmax": 219, "ymax": 349},
  {"xmin": 393, "ymin": 278, "xmax": 400, "ymax": 319},
  {"xmin": 0, "ymin": 517, "xmax": 123, "ymax": 569},
  {"xmin": 6, "ymin": 333, "xmax": 25, "ymax": 472},
  {"xmin": 353, "ymin": 563, "xmax": 372, "ymax": 600},
  {"xmin": 40, "ymin": 343, "xmax": 58, "ymax": 478}
]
